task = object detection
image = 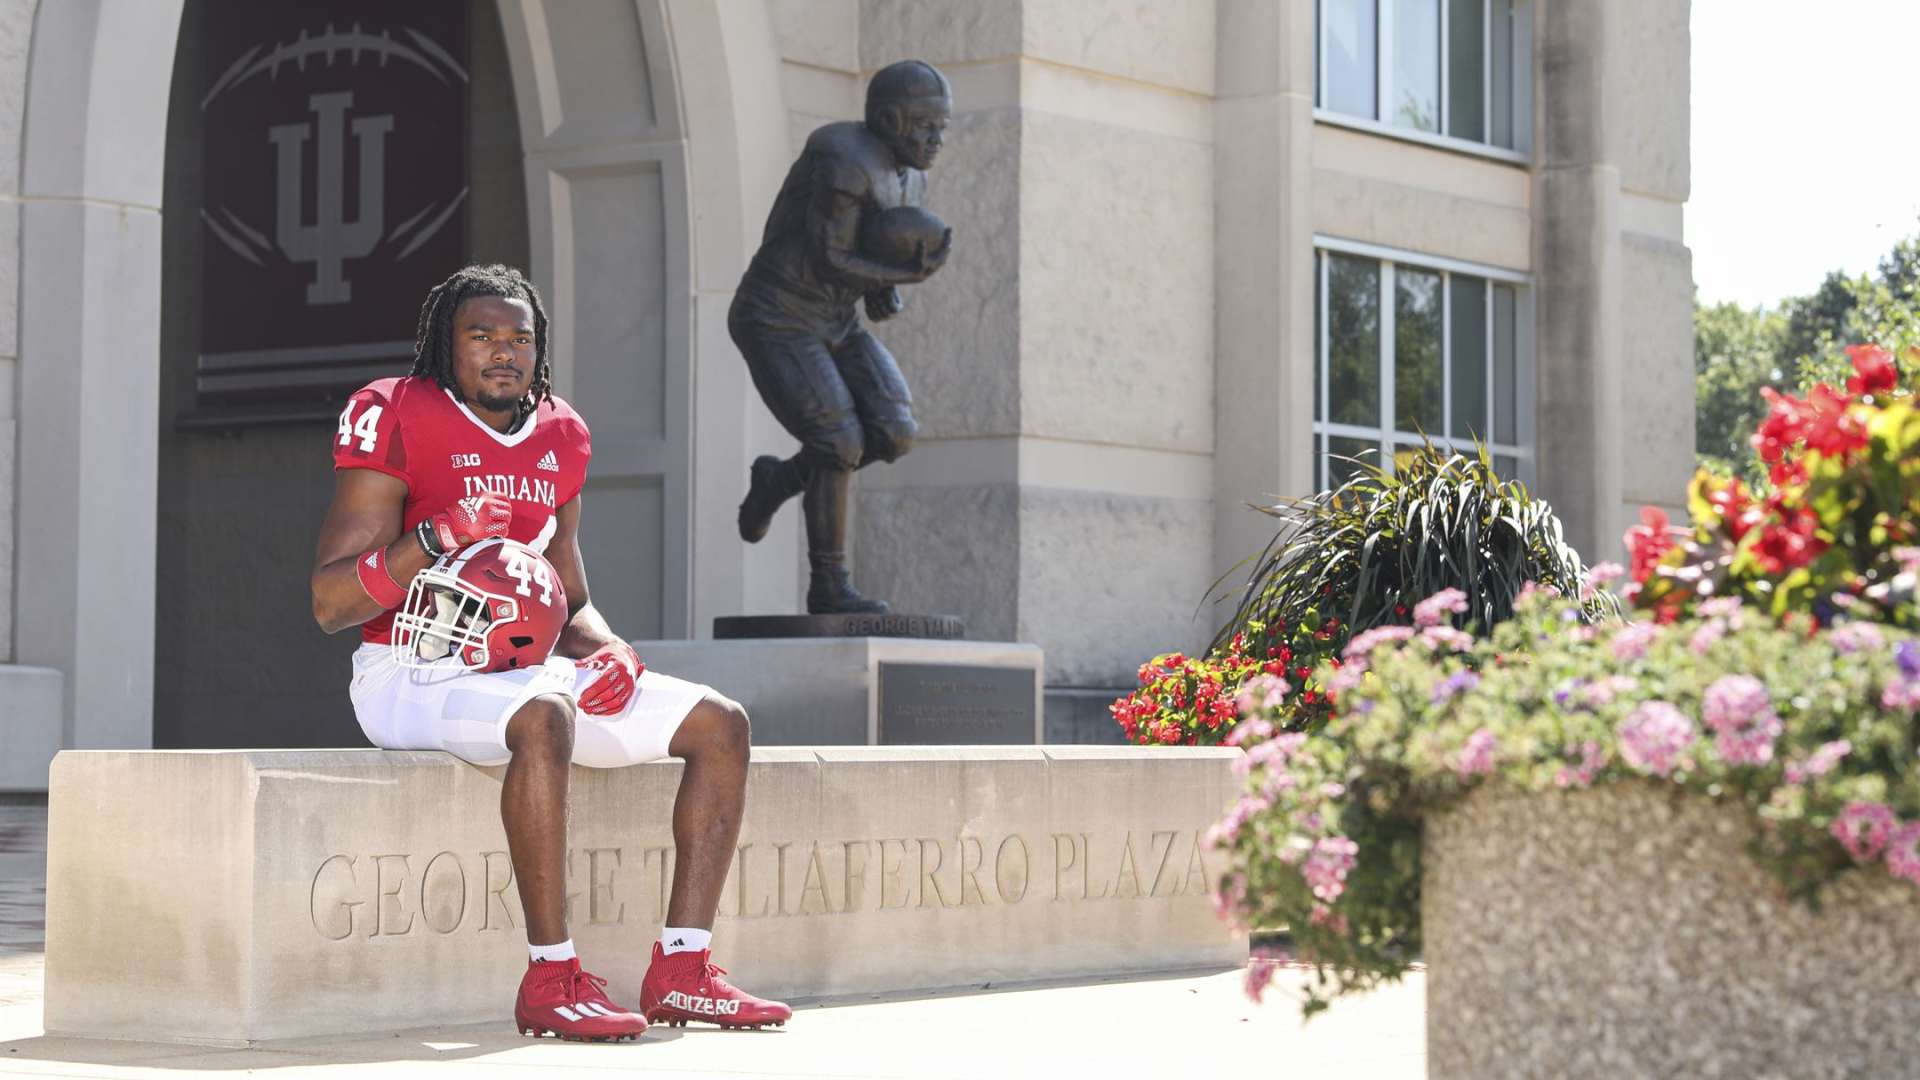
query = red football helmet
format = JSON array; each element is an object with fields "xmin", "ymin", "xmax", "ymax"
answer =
[{"xmin": 391, "ymin": 538, "xmax": 569, "ymax": 673}]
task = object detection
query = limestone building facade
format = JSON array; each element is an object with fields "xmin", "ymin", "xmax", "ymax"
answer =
[{"xmin": 0, "ymin": 0, "xmax": 1692, "ymax": 787}]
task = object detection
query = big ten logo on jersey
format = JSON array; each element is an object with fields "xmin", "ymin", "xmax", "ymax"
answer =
[
  {"xmin": 451, "ymin": 453, "xmax": 483, "ymax": 469},
  {"xmin": 336, "ymin": 401, "xmax": 383, "ymax": 452}
]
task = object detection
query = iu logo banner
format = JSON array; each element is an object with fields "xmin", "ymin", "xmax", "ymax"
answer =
[{"xmin": 198, "ymin": 1, "xmax": 469, "ymax": 409}]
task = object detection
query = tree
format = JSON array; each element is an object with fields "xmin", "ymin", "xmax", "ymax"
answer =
[{"xmin": 1693, "ymin": 299, "xmax": 1784, "ymax": 476}]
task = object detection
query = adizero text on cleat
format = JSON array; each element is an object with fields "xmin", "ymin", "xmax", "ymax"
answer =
[
  {"xmin": 514, "ymin": 957, "xmax": 647, "ymax": 1042},
  {"xmin": 639, "ymin": 942, "xmax": 793, "ymax": 1030}
]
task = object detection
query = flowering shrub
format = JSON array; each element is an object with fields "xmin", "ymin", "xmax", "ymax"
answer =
[
  {"xmin": 1209, "ymin": 579, "xmax": 1920, "ymax": 1016},
  {"xmin": 1634, "ymin": 343, "xmax": 1920, "ymax": 627},
  {"xmin": 1118, "ymin": 446, "xmax": 1611, "ymax": 744}
]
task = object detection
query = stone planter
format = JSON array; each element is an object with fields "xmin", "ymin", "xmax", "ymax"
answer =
[{"xmin": 1424, "ymin": 782, "xmax": 1920, "ymax": 1079}]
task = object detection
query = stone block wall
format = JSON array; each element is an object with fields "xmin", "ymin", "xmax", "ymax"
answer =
[{"xmin": 0, "ymin": 0, "xmax": 35, "ymax": 663}]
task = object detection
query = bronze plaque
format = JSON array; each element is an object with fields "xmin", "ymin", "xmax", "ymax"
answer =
[{"xmin": 878, "ymin": 663, "xmax": 1036, "ymax": 745}]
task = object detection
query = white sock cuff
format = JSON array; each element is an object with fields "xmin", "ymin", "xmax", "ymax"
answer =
[
  {"xmin": 660, "ymin": 927, "xmax": 712, "ymax": 955},
  {"xmin": 530, "ymin": 938, "xmax": 576, "ymax": 963}
]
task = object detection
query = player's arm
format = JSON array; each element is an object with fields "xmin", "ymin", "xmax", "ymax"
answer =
[
  {"xmin": 311, "ymin": 471, "xmax": 517, "ymax": 635},
  {"xmin": 543, "ymin": 495, "xmax": 645, "ymax": 716},
  {"xmin": 310, "ymin": 469, "xmax": 433, "ymax": 635},
  {"xmin": 809, "ymin": 164, "xmax": 946, "ymax": 289}
]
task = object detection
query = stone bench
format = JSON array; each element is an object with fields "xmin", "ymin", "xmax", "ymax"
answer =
[{"xmin": 45, "ymin": 746, "xmax": 1244, "ymax": 1045}]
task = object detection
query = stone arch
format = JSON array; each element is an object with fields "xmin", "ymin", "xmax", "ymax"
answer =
[{"xmin": 8, "ymin": 0, "xmax": 789, "ymax": 779}]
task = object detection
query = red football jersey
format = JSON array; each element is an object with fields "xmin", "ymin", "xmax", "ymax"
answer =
[{"xmin": 332, "ymin": 375, "xmax": 592, "ymax": 644}]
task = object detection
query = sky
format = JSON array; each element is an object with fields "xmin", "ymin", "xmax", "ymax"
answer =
[{"xmin": 1689, "ymin": 0, "xmax": 1920, "ymax": 310}]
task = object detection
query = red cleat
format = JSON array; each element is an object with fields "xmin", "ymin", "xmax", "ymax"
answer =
[
  {"xmin": 639, "ymin": 943, "xmax": 793, "ymax": 1030},
  {"xmin": 514, "ymin": 958, "xmax": 648, "ymax": 1042}
]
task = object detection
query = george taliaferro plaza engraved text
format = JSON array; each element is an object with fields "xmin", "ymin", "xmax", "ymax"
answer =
[{"xmin": 308, "ymin": 828, "xmax": 1216, "ymax": 940}]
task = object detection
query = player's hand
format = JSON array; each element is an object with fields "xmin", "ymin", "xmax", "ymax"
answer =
[
  {"xmin": 911, "ymin": 228, "xmax": 953, "ymax": 280},
  {"xmin": 865, "ymin": 287, "xmax": 905, "ymax": 322},
  {"xmin": 417, "ymin": 494, "xmax": 513, "ymax": 557},
  {"xmin": 578, "ymin": 640, "xmax": 645, "ymax": 717}
]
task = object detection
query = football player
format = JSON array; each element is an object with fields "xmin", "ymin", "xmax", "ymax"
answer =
[{"xmin": 310, "ymin": 264, "xmax": 790, "ymax": 1041}]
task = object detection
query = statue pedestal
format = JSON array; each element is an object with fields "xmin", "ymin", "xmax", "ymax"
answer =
[
  {"xmin": 713, "ymin": 613, "xmax": 965, "ymax": 640},
  {"xmin": 630, "ymin": 633, "xmax": 1042, "ymax": 745}
]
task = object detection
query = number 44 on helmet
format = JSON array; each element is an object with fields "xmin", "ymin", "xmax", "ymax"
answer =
[{"xmin": 392, "ymin": 538, "xmax": 568, "ymax": 673}]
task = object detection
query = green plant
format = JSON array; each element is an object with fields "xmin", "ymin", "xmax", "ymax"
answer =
[
  {"xmin": 1214, "ymin": 584, "xmax": 1920, "ymax": 1016},
  {"xmin": 1210, "ymin": 444, "xmax": 1619, "ymax": 660}
]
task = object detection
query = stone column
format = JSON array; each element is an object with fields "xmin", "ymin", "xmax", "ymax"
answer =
[
  {"xmin": 851, "ymin": 1, "xmax": 1219, "ymax": 740},
  {"xmin": 1212, "ymin": 0, "xmax": 1316, "ymax": 605},
  {"xmin": 10, "ymin": 0, "xmax": 183, "ymax": 788}
]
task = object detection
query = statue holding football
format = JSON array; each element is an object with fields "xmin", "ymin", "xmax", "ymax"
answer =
[{"xmin": 729, "ymin": 60, "xmax": 954, "ymax": 616}]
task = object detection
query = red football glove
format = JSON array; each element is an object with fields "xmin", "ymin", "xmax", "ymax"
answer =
[
  {"xmin": 578, "ymin": 640, "xmax": 644, "ymax": 717},
  {"xmin": 416, "ymin": 494, "xmax": 513, "ymax": 557}
]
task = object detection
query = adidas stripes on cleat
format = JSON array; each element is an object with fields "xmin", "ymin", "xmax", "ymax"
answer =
[
  {"xmin": 639, "ymin": 942, "xmax": 793, "ymax": 1030},
  {"xmin": 514, "ymin": 958, "xmax": 648, "ymax": 1042}
]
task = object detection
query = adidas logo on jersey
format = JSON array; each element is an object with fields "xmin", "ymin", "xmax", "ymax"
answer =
[
  {"xmin": 536, "ymin": 450, "xmax": 560, "ymax": 472},
  {"xmin": 364, "ymin": 552, "xmax": 379, "ymax": 568}
]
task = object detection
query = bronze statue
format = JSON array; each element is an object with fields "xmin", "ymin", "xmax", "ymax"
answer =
[{"xmin": 730, "ymin": 60, "xmax": 954, "ymax": 615}]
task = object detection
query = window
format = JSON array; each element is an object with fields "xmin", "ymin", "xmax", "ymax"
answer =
[
  {"xmin": 1316, "ymin": 0, "xmax": 1531, "ymax": 155},
  {"xmin": 1314, "ymin": 242, "xmax": 1530, "ymax": 491}
]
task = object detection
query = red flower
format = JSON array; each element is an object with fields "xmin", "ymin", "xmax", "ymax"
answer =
[
  {"xmin": 1624, "ymin": 506, "xmax": 1676, "ymax": 584},
  {"xmin": 1751, "ymin": 387, "xmax": 1814, "ymax": 464},
  {"xmin": 1846, "ymin": 343, "xmax": 1898, "ymax": 398},
  {"xmin": 1769, "ymin": 458, "xmax": 1808, "ymax": 490},
  {"xmin": 1798, "ymin": 383, "xmax": 1869, "ymax": 462},
  {"xmin": 1263, "ymin": 660, "xmax": 1286, "ymax": 676},
  {"xmin": 1753, "ymin": 506, "xmax": 1826, "ymax": 575},
  {"xmin": 1702, "ymin": 477, "xmax": 1764, "ymax": 542}
]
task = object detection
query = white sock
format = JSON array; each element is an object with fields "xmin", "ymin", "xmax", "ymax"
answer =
[
  {"xmin": 529, "ymin": 938, "xmax": 576, "ymax": 963},
  {"xmin": 660, "ymin": 927, "xmax": 712, "ymax": 955}
]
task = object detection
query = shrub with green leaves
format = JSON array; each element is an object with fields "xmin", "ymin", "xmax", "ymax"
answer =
[{"xmin": 1212, "ymin": 581, "xmax": 1920, "ymax": 1016}]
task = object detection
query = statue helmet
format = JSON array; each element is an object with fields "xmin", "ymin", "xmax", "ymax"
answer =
[{"xmin": 865, "ymin": 60, "xmax": 951, "ymax": 133}]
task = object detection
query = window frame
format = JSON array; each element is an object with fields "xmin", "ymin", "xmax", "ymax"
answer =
[
  {"xmin": 1313, "ymin": 235, "xmax": 1536, "ymax": 491},
  {"xmin": 1315, "ymin": 0, "xmax": 1533, "ymax": 165}
]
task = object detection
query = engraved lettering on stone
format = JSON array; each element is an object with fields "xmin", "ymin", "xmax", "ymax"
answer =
[
  {"xmin": 372, "ymin": 854, "xmax": 415, "ymax": 937},
  {"xmin": 958, "ymin": 835, "xmax": 991, "ymax": 907},
  {"xmin": 918, "ymin": 838, "xmax": 956, "ymax": 909},
  {"xmin": 1110, "ymin": 832, "xmax": 1146, "ymax": 900},
  {"xmin": 842, "ymin": 840, "xmax": 872, "ymax": 914},
  {"xmin": 878, "ymin": 838, "xmax": 911, "ymax": 910},
  {"xmin": 419, "ymin": 851, "xmax": 467, "ymax": 935},
  {"xmin": 585, "ymin": 847, "xmax": 624, "ymax": 926},
  {"xmin": 1182, "ymin": 829, "xmax": 1213, "ymax": 896},
  {"xmin": 799, "ymin": 841, "xmax": 836, "ymax": 915},
  {"xmin": 734, "ymin": 843, "xmax": 769, "ymax": 920},
  {"xmin": 480, "ymin": 851, "xmax": 518, "ymax": 931},
  {"xmin": 643, "ymin": 845, "xmax": 673, "ymax": 922},
  {"xmin": 310, "ymin": 854, "xmax": 363, "ymax": 941},
  {"xmin": 995, "ymin": 834, "xmax": 1030, "ymax": 905},
  {"xmin": 1148, "ymin": 830, "xmax": 1179, "ymax": 898},
  {"xmin": 1079, "ymin": 832, "xmax": 1109, "ymax": 901},
  {"xmin": 1052, "ymin": 833, "xmax": 1077, "ymax": 902},
  {"xmin": 773, "ymin": 842, "xmax": 798, "ymax": 918}
]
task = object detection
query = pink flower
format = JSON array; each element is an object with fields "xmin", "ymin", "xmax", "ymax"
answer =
[
  {"xmin": 1420, "ymin": 626, "xmax": 1476, "ymax": 652},
  {"xmin": 1302, "ymin": 837, "xmax": 1359, "ymax": 902},
  {"xmin": 1554, "ymin": 741, "xmax": 1608, "ymax": 788},
  {"xmin": 1832, "ymin": 802, "xmax": 1897, "ymax": 861},
  {"xmin": 1610, "ymin": 623, "xmax": 1661, "ymax": 662},
  {"xmin": 1701, "ymin": 675, "xmax": 1780, "ymax": 766},
  {"xmin": 1326, "ymin": 659, "xmax": 1369, "ymax": 695},
  {"xmin": 1883, "ymin": 673, "xmax": 1920, "ymax": 712},
  {"xmin": 1785, "ymin": 739, "xmax": 1851, "ymax": 784},
  {"xmin": 1829, "ymin": 622, "xmax": 1885, "ymax": 655},
  {"xmin": 1616, "ymin": 701, "xmax": 1695, "ymax": 777},
  {"xmin": 1698, "ymin": 596, "xmax": 1744, "ymax": 619},
  {"xmin": 1344, "ymin": 625, "xmax": 1414, "ymax": 659},
  {"xmin": 1688, "ymin": 620, "xmax": 1726, "ymax": 656},
  {"xmin": 1887, "ymin": 823, "xmax": 1920, "ymax": 887},
  {"xmin": 1223, "ymin": 717, "xmax": 1275, "ymax": 747},
  {"xmin": 1413, "ymin": 588, "xmax": 1469, "ymax": 629},
  {"xmin": 1457, "ymin": 727, "xmax": 1498, "ymax": 778},
  {"xmin": 1233, "ymin": 674, "xmax": 1292, "ymax": 717},
  {"xmin": 1245, "ymin": 950, "xmax": 1285, "ymax": 1002},
  {"xmin": 1582, "ymin": 562, "xmax": 1624, "ymax": 600},
  {"xmin": 1308, "ymin": 904, "xmax": 1351, "ymax": 934}
]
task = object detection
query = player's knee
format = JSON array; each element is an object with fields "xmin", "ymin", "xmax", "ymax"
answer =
[
  {"xmin": 866, "ymin": 417, "xmax": 917, "ymax": 464},
  {"xmin": 508, "ymin": 694, "xmax": 575, "ymax": 760},
  {"xmin": 807, "ymin": 422, "xmax": 866, "ymax": 473},
  {"xmin": 705, "ymin": 695, "xmax": 752, "ymax": 762}
]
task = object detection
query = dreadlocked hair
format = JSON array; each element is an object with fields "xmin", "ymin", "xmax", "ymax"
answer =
[{"xmin": 410, "ymin": 264, "xmax": 553, "ymax": 406}]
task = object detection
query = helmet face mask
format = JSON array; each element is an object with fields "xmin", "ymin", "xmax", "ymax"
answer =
[{"xmin": 390, "ymin": 539, "xmax": 565, "ymax": 673}]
